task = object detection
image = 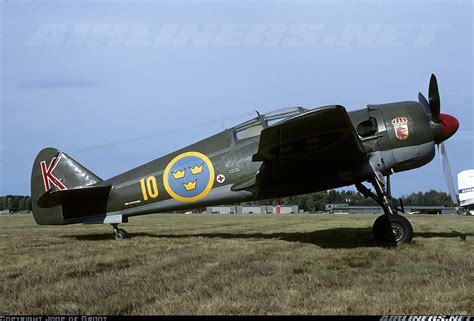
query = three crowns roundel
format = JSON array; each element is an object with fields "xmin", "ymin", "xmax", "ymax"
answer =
[{"xmin": 163, "ymin": 151, "xmax": 215, "ymax": 202}]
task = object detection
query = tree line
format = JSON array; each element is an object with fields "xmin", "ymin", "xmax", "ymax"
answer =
[
  {"xmin": 0, "ymin": 189, "xmax": 455, "ymax": 213},
  {"xmin": 241, "ymin": 189, "xmax": 455, "ymax": 212},
  {"xmin": 0, "ymin": 196, "xmax": 32, "ymax": 213}
]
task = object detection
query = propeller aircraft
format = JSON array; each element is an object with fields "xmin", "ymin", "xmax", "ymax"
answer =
[{"xmin": 31, "ymin": 74, "xmax": 459, "ymax": 244}]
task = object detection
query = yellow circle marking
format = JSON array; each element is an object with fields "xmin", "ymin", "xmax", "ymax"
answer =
[{"xmin": 163, "ymin": 151, "xmax": 215, "ymax": 202}]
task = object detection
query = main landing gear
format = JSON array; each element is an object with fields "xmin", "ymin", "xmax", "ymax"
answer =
[
  {"xmin": 112, "ymin": 224, "xmax": 128, "ymax": 240},
  {"xmin": 356, "ymin": 173, "xmax": 413, "ymax": 245}
]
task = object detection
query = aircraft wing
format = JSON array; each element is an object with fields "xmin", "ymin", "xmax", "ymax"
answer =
[{"xmin": 252, "ymin": 105, "xmax": 366, "ymax": 168}]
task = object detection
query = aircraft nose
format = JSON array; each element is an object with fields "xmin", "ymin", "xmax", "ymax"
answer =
[{"xmin": 439, "ymin": 113, "xmax": 459, "ymax": 142}]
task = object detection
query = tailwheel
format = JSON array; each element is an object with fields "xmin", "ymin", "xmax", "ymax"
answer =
[
  {"xmin": 373, "ymin": 214, "xmax": 413, "ymax": 245},
  {"xmin": 112, "ymin": 224, "xmax": 128, "ymax": 240}
]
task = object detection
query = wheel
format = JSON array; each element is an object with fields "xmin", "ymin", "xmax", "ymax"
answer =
[
  {"xmin": 373, "ymin": 214, "xmax": 413, "ymax": 245},
  {"xmin": 113, "ymin": 228, "xmax": 128, "ymax": 240},
  {"xmin": 117, "ymin": 228, "xmax": 128, "ymax": 238}
]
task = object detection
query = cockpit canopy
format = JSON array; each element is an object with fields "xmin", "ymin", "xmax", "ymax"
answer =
[{"xmin": 234, "ymin": 107, "xmax": 308, "ymax": 141}]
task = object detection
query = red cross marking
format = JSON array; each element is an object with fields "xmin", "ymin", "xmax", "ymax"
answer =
[{"xmin": 217, "ymin": 174, "xmax": 225, "ymax": 183}]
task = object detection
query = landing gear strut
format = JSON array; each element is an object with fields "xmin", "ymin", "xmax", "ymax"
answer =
[
  {"xmin": 356, "ymin": 173, "xmax": 413, "ymax": 245},
  {"xmin": 112, "ymin": 224, "xmax": 128, "ymax": 240}
]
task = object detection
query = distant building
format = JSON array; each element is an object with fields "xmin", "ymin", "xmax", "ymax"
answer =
[
  {"xmin": 206, "ymin": 206, "xmax": 237, "ymax": 214},
  {"xmin": 325, "ymin": 203, "xmax": 350, "ymax": 212},
  {"xmin": 267, "ymin": 205, "xmax": 298, "ymax": 214},
  {"xmin": 325, "ymin": 203, "xmax": 458, "ymax": 215},
  {"xmin": 240, "ymin": 206, "xmax": 265, "ymax": 214},
  {"xmin": 206, "ymin": 205, "xmax": 298, "ymax": 214},
  {"xmin": 326, "ymin": 204, "xmax": 384, "ymax": 214}
]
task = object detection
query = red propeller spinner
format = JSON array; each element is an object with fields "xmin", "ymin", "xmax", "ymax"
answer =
[{"xmin": 439, "ymin": 113, "xmax": 459, "ymax": 142}]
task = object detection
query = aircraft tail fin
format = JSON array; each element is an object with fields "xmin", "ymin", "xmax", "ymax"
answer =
[{"xmin": 31, "ymin": 147, "xmax": 108, "ymax": 225}]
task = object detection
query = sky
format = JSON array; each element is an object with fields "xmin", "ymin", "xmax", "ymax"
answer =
[{"xmin": 0, "ymin": 0, "xmax": 473, "ymax": 198}]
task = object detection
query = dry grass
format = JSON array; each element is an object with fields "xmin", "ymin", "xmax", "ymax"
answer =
[{"xmin": 0, "ymin": 213, "xmax": 473, "ymax": 315}]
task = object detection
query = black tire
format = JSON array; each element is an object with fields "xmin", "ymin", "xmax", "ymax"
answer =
[
  {"xmin": 373, "ymin": 214, "xmax": 413, "ymax": 245},
  {"xmin": 117, "ymin": 228, "xmax": 128, "ymax": 238},
  {"xmin": 114, "ymin": 229, "xmax": 128, "ymax": 240}
]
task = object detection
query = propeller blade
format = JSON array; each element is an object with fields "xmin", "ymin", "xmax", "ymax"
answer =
[
  {"xmin": 418, "ymin": 92, "xmax": 431, "ymax": 115},
  {"xmin": 439, "ymin": 143, "xmax": 458, "ymax": 205},
  {"xmin": 429, "ymin": 74, "xmax": 441, "ymax": 122}
]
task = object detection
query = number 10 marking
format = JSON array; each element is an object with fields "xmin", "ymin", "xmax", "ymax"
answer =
[{"xmin": 140, "ymin": 176, "xmax": 159, "ymax": 201}]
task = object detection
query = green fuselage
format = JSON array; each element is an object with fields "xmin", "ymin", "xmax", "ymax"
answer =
[{"xmin": 99, "ymin": 101, "xmax": 435, "ymax": 218}]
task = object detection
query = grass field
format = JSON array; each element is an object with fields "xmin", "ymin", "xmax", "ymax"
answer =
[{"xmin": 0, "ymin": 213, "xmax": 473, "ymax": 315}]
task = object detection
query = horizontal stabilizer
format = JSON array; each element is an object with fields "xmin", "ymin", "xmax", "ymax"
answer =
[
  {"xmin": 38, "ymin": 185, "xmax": 111, "ymax": 208},
  {"xmin": 37, "ymin": 185, "xmax": 112, "ymax": 222}
]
